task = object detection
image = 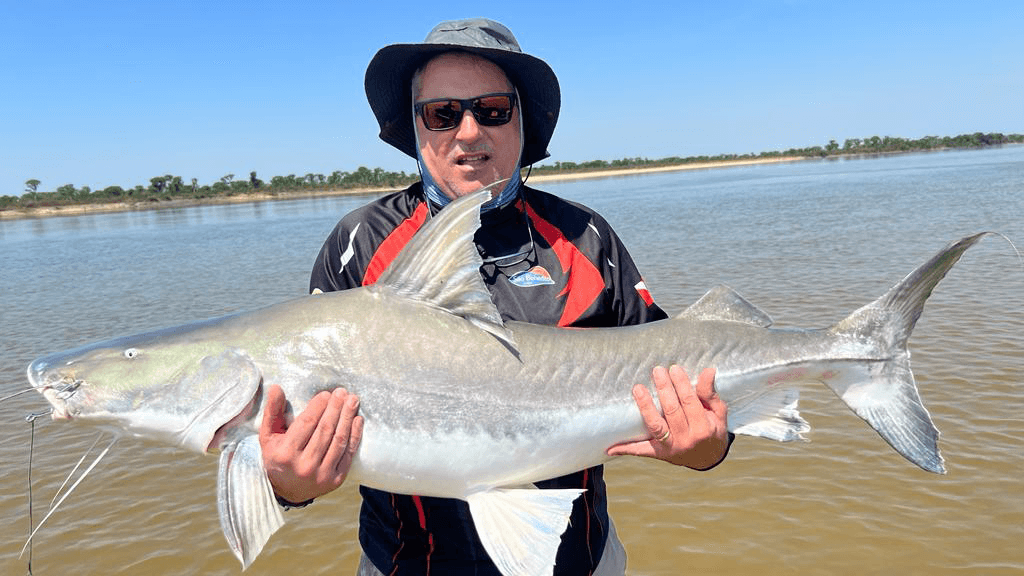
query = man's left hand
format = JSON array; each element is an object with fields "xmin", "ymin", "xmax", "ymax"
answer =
[{"xmin": 607, "ymin": 365, "xmax": 729, "ymax": 470}]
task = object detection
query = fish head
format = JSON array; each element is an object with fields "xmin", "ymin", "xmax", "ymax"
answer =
[{"xmin": 28, "ymin": 323, "xmax": 262, "ymax": 454}]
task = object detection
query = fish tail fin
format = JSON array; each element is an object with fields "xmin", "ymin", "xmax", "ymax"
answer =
[{"xmin": 826, "ymin": 233, "xmax": 994, "ymax": 474}]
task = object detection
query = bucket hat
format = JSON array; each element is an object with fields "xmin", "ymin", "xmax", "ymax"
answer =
[{"xmin": 364, "ymin": 18, "xmax": 560, "ymax": 167}]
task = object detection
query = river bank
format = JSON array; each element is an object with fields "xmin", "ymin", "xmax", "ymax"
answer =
[{"xmin": 0, "ymin": 156, "xmax": 806, "ymax": 221}]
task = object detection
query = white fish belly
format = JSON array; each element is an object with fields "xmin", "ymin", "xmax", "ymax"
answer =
[{"xmin": 350, "ymin": 402, "xmax": 646, "ymax": 498}]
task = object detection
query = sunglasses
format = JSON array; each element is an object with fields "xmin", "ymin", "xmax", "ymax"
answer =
[{"xmin": 414, "ymin": 92, "xmax": 518, "ymax": 131}]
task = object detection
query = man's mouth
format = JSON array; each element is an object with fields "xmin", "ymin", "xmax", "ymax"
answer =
[{"xmin": 455, "ymin": 152, "xmax": 490, "ymax": 165}]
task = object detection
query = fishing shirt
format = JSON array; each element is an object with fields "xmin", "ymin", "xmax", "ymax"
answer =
[{"xmin": 309, "ymin": 182, "xmax": 668, "ymax": 576}]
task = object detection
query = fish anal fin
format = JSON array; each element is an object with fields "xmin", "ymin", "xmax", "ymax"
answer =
[
  {"xmin": 217, "ymin": 435, "xmax": 284, "ymax": 569},
  {"xmin": 728, "ymin": 386, "xmax": 810, "ymax": 442},
  {"xmin": 678, "ymin": 284, "xmax": 773, "ymax": 327},
  {"xmin": 466, "ymin": 487, "xmax": 584, "ymax": 576}
]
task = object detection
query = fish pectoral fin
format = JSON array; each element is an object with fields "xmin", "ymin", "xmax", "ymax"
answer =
[
  {"xmin": 217, "ymin": 435, "xmax": 284, "ymax": 569},
  {"xmin": 466, "ymin": 487, "xmax": 584, "ymax": 576}
]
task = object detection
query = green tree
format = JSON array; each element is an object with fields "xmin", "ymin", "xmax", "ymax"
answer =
[
  {"xmin": 25, "ymin": 179, "xmax": 40, "ymax": 205},
  {"xmin": 150, "ymin": 176, "xmax": 167, "ymax": 195},
  {"xmin": 57, "ymin": 184, "xmax": 76, "ymax": 200}
]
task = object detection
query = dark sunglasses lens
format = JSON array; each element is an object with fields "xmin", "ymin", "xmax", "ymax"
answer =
[
  {"xmin": 472, "ymin": 95, "xmax": 514, "ymax": 126},
  {"xmin": 419, "ymin": 95, "xmax": 514, "ymax": 131},
  {"xmin": 422, "ymin": 101, "xmax": 463, "ymax": 130}
]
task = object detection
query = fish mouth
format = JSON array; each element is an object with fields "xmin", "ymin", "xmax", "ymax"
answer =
[
  {"xmin": 27, "ymin": 356, "xmax": 76, "ymax": 420},
  {"xmin": 40, "ymin": 387, "xmax": 73, "ymax": 420}
]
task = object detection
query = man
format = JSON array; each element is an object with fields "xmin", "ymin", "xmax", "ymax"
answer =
[{"xmin": 259, "ymin": 18, "xmax": 730, "ymax": 575}]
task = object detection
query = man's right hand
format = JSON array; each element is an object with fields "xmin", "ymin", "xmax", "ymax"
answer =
[{"xmin": 259, "ymin": 385, "xmax": 363, "ymax": 504}]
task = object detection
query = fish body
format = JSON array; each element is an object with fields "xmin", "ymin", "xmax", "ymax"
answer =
[{"xmin": 29, "ymin": 188, "xmax": 987, "ymax": 576}]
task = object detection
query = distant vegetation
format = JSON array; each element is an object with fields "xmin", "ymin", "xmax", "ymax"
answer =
[
  {"xmin": 530, "ymin": 132, "xmax": 1024, "ymax": 175},
  {"xmin": 4, "ymin": 132, "xmax": 1022, "ymax": 213}
]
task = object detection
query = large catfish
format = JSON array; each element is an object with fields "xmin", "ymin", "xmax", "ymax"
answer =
[{"xmin": 29, "ymin": 187, "xmax": 987, "ymax": 576}]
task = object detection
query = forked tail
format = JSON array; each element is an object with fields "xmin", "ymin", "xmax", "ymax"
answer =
[{"xmin": 826, "ymin": 232, "xmax": 998, "ymax": 474}]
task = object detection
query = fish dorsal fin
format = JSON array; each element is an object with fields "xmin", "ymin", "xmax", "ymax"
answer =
[
  {"xmin": 678, "ymin": 284, "xmax": 774, "ymax": 327},
  {"xmin": 374, "ymin": 181, "xmax": 516, "ymax": 350}
]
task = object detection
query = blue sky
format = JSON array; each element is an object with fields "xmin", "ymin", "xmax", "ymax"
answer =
[{"xmin": 2, "ymin": 1, "xmax": 1021, "ymax": 196}]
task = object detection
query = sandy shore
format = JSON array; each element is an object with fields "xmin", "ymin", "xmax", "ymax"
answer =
[
  {"xmin": 1, "ymin": 156, "xmax": 806, "ymax": 221},
  {"xmin": 525, "ymin": 155, "xmax": 805, "ymax": 183}
]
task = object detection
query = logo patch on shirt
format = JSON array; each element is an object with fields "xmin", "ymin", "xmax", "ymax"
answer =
[{"xmin": 508, "ymin": 266, "xmax": 556, "ymax": 287}]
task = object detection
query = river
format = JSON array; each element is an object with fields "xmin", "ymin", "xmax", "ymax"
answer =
[{"xmin": 1, "ymin": 146, "xmax": 1022, "ymax": 574}]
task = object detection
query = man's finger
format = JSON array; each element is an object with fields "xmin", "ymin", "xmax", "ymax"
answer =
[
  {"xmin": 652, "ymin": 365, "xmax": 683, "ymax": 421},
  {"xmin": 671, "ymin": 365, "xmax": 707, "ymax": 419},
  {"xmin": 304, "ymin": 388, "xmax": 348, "ymax": 461},
  {"xmin": 606, "ymin": 438, "xmax": 656, "ymax": 459},
  {"xmin": 331, "ymin": 413, "xmax": 364, "ymax": 480},
  {"xmin": 260, "ymin": 385, "xmax": 288, "ymax": 442},
  {"xmin": 283, "ymin": 390, "xmax": 331, "ymax": 452},
  {"xmin": 695, "ymin": 367, "xmax": 726, "ymax": 417},
  {"xmin": 631, "ymin": 382, "xmax": 672, "ymax": 444},
  {"xmin": 322, "ymin": 393, "xmax": 360, "ymax": 473}
]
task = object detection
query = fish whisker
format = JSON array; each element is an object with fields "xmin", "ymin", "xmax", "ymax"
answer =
[
  {"xmin": 50, "ymin": 434, "xmax": 104, "ymax": 510},
  {"xmin": 20, "ymin": 435, "xmax": 117, "ymax": 558}
]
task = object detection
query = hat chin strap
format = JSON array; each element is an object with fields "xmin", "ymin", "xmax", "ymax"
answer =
[{"xmin": 413, "ymin": 88, "xmax": 524, "ymax": 213}]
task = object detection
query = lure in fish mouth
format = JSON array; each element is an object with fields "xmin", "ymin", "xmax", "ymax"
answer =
[
  {"xmin": 38, "ymin": 385, "xmax": 75, "ymax": 420},
  {"xmin": 27, "ymin": 358, "xmax": 81, "ymax": 421}
]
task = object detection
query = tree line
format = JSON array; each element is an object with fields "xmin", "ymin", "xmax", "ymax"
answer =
[
  {"xmin": 531, "ymin": 132, "xmax": 1024, "ymax": 174},
  {"xmin": 7, "ymin": 167, "xmax": 418, "ymax": 211},
  {"xmin": 5, "ymin": 132, "xmax": 1022, "ymax": 212}
]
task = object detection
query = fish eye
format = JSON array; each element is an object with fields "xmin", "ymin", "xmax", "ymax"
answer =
[{"xmin": 123, "ymin": 348, "xmax": 139, "ymax": 359}]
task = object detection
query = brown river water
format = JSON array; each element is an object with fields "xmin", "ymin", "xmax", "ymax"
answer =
[{"xmin": 1, "ymin": 147, "xmax": 1022, "ymax": 574}]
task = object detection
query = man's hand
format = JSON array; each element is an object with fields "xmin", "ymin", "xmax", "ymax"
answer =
[
  {"xmin": 259, "ymin": 385, "xmax": 364, "ymax": 504},
  {"xmin": 607, "ymin": 366, "xmax": 729, "ymax": 470}
]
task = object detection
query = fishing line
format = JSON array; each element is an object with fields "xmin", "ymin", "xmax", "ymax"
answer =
[
  {"xmin": 25, "ymin": 410, "xmax": 50, "ymax": 575},
  {"xmin": 1, "ymin": 388, "xmax": 36, "ymax": 404}
]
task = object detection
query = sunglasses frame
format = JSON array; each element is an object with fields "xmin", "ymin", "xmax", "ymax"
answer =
[{"xmin": 414, "ymin": 92, "xmax": 518, "ymax": 132}]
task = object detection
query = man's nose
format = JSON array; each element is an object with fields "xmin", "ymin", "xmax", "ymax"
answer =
[{"xmin": 454, "ymin": 110, "xmax": 481, "ymax": 141}]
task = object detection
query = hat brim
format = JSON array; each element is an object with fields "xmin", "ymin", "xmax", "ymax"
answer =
[{"xmin": 364, "ymin": 43, "xmax": 560, "ymax": 167}]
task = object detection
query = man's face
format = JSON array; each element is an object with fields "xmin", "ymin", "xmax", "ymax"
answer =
[{"xmin": 415, "ymin": 52, "xmax": 522, "ymax": 200}]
